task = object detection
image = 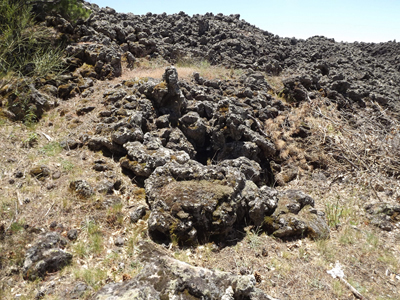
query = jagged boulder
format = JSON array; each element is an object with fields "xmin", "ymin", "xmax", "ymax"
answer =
[
  {"xmin": 145, "ymin": 159, "xmax": 244, "ymax": 245},
  {"xmin": 264, "ymin": 190, "xmax": 330, "ymax": 239},
  {"xmin": 147, "ymin": 66, "xmax": 187, "ymax": 124},
  {"xmin": 89, "ymin": 241, "xmax": 270, "ymax": 300},
  {"xmin": 365, "ymin": 202, "xmax": 400, "ymax": 231},
  {"xmin": 120, "ymin": 133, "xmax": 191, "ymax": 178},
  {"xmin": 240, "ymin": 181, "xmax": 279, "ymax": 227},
  {"xmin": 179, "ymin": 111, "xmax": 208, "ymax": 149},
  {"xmin": 65, "ymin": 43, "xmax": 122, "ymax": 79},
  {"xmin": 69, "ymin": 179, "xmax": 94, "ymax": 199},
  {"xmin": 145, "ymin": 157, "xmax": 279, "ymax": 245},
  {"xmin": 23, "ymin": 232, "xmax": 72, "ymax": 281},
  {"xmin": 1, "ymin": 84, "xmax": 53, "ymax": 121}
]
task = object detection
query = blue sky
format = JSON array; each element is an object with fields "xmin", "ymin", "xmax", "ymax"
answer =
[{"xmin": 88, "ymin": 0, "xmax": 400, "ymax": 43}]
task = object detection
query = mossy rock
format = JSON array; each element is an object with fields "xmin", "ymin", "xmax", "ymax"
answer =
[
  {"xmin": 148, "ymin": 179, "xmax": 237, "ymax": 245},
  {"xmin": 77, "ymin": 63, "xmax": 97, "ymax": 78},
  {"xmin": 29, "ymin": 165, "xmax": 51, "ymax": 180}
]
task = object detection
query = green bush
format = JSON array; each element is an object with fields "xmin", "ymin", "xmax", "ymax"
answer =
[
  {"xmin": 0, "ymin": 0, "xmax": 76, "ymax": 122},
  {"xmin": 29, "ymin": 0, "xmax": 91, "ymax": 23},
  {"xmin": 0, "ymin": 0, "xmax": 66, "ymax": 79}
]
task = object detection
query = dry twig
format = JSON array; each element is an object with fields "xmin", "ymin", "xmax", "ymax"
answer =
[{"xmin": 339, "ymin": 277, "xmax": 366, "ymax": 300}]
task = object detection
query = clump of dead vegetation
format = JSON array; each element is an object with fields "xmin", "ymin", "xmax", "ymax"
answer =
[{"xmin": 265, "ymin": 91, "xmax": 400, "ymax": 197}]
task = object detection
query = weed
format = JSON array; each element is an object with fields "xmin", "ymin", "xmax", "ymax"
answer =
[
  {"xmin": 104, "ymin": 251, "xmax": 120, "ymax": 267},
  {"xmin": 22, "ymin": 132, "xmax": 38, "ymax": 148},
  {"xmin": 73, "ymin": 241, "xmax": 87, "ymax": 258},
  {"xmin": 0, "ymin": 0, "xmax": 70, "ymax": 122},
  {"xmin": 31, "ymin": 0, "xmax": 91, "ymax": 24},
  {"xmin": 332, "ymin": 279, "xmax": 345, "ymax": 297},
  {"xmin": 310, "ymin": 278, "xmax": 325, "ymax": 290},
  {"xmin": 348, "ymin": 279, "xmax": 366, "ymax": 294},
  {"xmin": 174, "ymin": 250, "xmax": 190, "ymax": 263},
  {"xmin": 40, "ymin": 142, "xmax": 62, "ymax": 156},
  {"xmin": 298, "ymin": 247, "xmax": 311, "ymax": 262},
  {"xmin": 175, "ymin": 56, "xmax": 210, "ymax": 69},
  {"xmin": 73, "ymin": 267, "xmax": 107, "ymax": 290},
  {"xmin": 325, "ymin": 199, "xmax": 343, "ymax": 229},
  {"xmin": 10, "ymin": 222, "xmax": 24, "ymax": 233},
  {"xmin": 338, "ymin": 226, "xmax": 357, "ymax": 245},
  {"xmin": 90, "ymin": 233, "xmax": 103, "ymax": 255},
  {"xmin": 128, "ymin": 261, "xmax": 142, "ymax": 277},
  {"xmin": 126, "ymin": 222, "xmax": 147, "ymax": 255},
  {"xmin": 378, "ymin": 250, "xmax": 398, "ymax": 269},
  {"xmin": 106, "ymin": 203, "xmax": 124, "ymax": 227},
  {"xmin": 60, "ymin": 159, "xmax": 74, "ymax": 172},
  {"xmin": 281, "ymin": 250, "xmax": 292, "ymax": 259},
  {"xmin": 315, "ymin": 239, "xmax": 335, "ymax": 262},
  {"xmin": 79, "ymin": 220, "xmax": 104, "ymax": 256},
  {"xmin": 246, "ymin": 227, "xmax": 263, "ymax": 250},
  {"xmin": 366, "ymin": 232, "xmax": 379, "ymax": 249}
]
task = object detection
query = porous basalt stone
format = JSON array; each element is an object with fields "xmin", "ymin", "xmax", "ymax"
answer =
[
  {"xmin": 89, "ymin": 241, "xmax": 268, "ymax": 300},
  {"xmin": 23, "ymin": 232, "xmax": 72, "ymax": 281},
  {"xmin": 263, "ymin": 190, "xmax": 330, "ymax": 240},
  {"xmin": 69, "ymin": 179, "xmax": 94, "ymax": 199},
  {"xmin": 144, "ymin": 157, "xmax": 281, "ymax": 245}
]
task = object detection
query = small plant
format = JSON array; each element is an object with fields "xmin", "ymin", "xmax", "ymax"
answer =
[
  {"xmin": 128, "ymin": 261, "xmax": 142, "ymax": 277},
  {"xmin": 309, "ymin": 279, "xmax": 324, "ymax": 290},
  {"xmin": 315, "ymin": 239, "xmax": 335, "ymax": 262},
  {"xmin": 298, "ymin": 247, "xmax": 311, "ymax": 262},
  {"xmin": 40, "ymin": 141, "xmax": 62, "ymax": 156},
  {"xmin": 366, "ymin": 232, "xmax": 379, "ymax": 249},
  {"xmin": 90, "ymin": 233, "xmax": 103, "ymax": 255},
  {"xmin": 126, "ymin": 222, "xmax": 147, "ymax": 254},
  {"xmin": 106, "ymin": 203, "xmax": 124, "ymax": 227},
  {"xmin": 10, "ymin": 221, "xmax": 24, "ymax": 233},
  {"xmin": 22, "ymin": 132, "xmax": 38, "ymax": 148},
  {"xmin": 0, "ymin": 0, "xmax": 70, "ymax": 122},
  {"xmin": 246, "ymin": 227, "xmax": 263, "ymax": 250},
  {"xmin": 332, "ymin": 279, "xmax": 345, "ymax": 297},
  {"xmin": 338, "ymin": 226, "xmax": 356, "ymax": 245},
  {"xmin": 73, "ymin": 267, "xmax": 107, "ymax": 290},
  {"xmin": 80, "ymin": 219, "xmax": 104, "ymax": 256},
  {"xmin": 173, "ymin": 250, "xmax": 190, "ymax": 263},
  {"xmin": 325, "ymin": 199, "xmax": 343, "ymax": 229},
  {"xmin": 31, "ymin": 0, "xmax": 91, "ymax": 23},
  {"xmin": 73, "ymin": 241, "xmax": 87, "ymax": 258},
  {"xmin": 378, "ymin": 250, "xmax": 398, "ymax": 269},
  {"xmin": 60, "ymin": 159, "xmax": 74, "ymax": 171}
]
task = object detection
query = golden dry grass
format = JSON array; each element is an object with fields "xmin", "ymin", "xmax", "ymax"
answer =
[{"xmin": 111, "ymin": 56, "xmax": 241, "ymax": 85}]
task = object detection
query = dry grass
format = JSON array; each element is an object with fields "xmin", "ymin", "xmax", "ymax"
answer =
[
  {"xmin": 259, "ymin": 94, "xmax": 400, "ymax": 298},
  {"xmin": 1, "ymin": 62, "xmax": 400, "ymax": 300},
  {"xmin": 112, "ymin": 56, "xmax": 242, "ymax": 85},
  {"xmin": 0, "ymin": 81, "xmax": 145, "ymax": 299}
]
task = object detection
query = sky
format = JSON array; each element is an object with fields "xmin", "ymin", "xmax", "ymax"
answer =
[{"xmin": 88, "ymin": 0, "xmax": 400, "ymax": 43}]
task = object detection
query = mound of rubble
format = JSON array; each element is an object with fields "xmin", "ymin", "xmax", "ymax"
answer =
[
  {"xmin": 70, "ymin": 65, "xmax": 328, "ymax": 245},
  {"xmin": 66, "ymin": 2, "xmax": 400, "ymax": 112},
  {"xmin": 3, "ymin": 2, "xmax": 400, "ymax": 299}
]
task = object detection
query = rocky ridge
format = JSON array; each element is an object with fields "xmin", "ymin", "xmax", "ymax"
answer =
[
  {"xmin": 1, "ymin": 2, "xmax": 400, "ymax": 300},
  {"xmin": 67, "ymin": 2, "xmax": 400, "ymax": 111}
]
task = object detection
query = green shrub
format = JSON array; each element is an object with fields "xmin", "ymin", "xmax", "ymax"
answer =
[
  {"xmin": 0, "ymin": 0, "xmax": 66, "ymax": 79},
  {"xmin": 30, "ymin": 0, "xmax": 91, "ymax": 23},
  {"xmin": 0, "ymin": 0, "xmax": 70, "ymax": 122},
  {"xmin": 325, "ymin": 200, "xmax": 343, "ymax": 229}
]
